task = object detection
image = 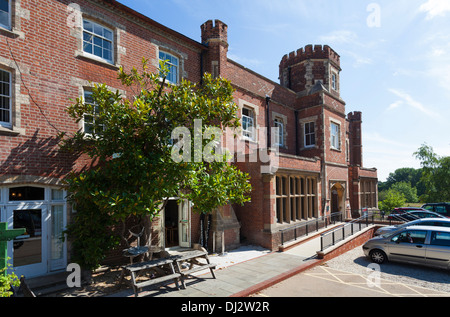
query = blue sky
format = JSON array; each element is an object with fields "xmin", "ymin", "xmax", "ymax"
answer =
[{"xmin": 118, "ymin": 0, "xmax": 450, "ymax": 181}]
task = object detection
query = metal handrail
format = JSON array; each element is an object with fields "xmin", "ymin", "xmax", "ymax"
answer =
[
  {"xmin": 279, "ymin": 212, "xmax": 343, "ymax": 246},
  {"xmin": 320, "ymin": 209, "xmax": 380, "ymax": 251}
]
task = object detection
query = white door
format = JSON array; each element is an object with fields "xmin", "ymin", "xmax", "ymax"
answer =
[
  {"xmin": 178, "ymin": 200, "xmax": 191, "ymax": 248},
  {"xmin": 49, "ymin": 204, "xmax": 66, "ymax": 271},
  {"xmin": 7, "ymin": 204, "xmax": 48, "ymax": 278}
]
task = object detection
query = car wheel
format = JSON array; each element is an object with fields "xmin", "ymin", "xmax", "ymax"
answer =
[{"xmin": 370, "ymin": 249, "xmax": 387, "ymax": 264}]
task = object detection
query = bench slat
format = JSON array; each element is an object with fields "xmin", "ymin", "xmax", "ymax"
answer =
[
  {"xmin": 126, "ymin": 258, "xmax": 174, "ymax": 272},
  {"xmin": 134, "ymin": 273, "xmax": 181, "ymax": 289},
  {"xmin": 181, "ymin": 263, "xmax": 216, "ymax": 276}
]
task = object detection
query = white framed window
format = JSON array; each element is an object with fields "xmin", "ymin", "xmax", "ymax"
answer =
[
  {"xmin": 304, "ymin": 122, "xmax": 315, "ymax": 148},
  {"xmin": 274, "ymin": 118, "xmax": 284, "ymax": 147},
  {"xmin": 83, "ymin": 19, "xmax": 114, "ymax": 63},
  {"xmin": 0, "ymin": 69, "xmax": 11, "ymax": 128},
  {"xmin": 159, "ymin": 51, "xmax": 179, "ymax": 84},
  {"xmin": 242, "ymin": 107, "xmax": 255, "ymax": 141},
  {"xmin": 330, "ymin": 122, "xmax": 340, "ymax": 150},
  {"xmin": 0, "ymin": 0, "xmax": 11, "ymax": 30},
  {"xmin": 331, "ymin": 73, "xmax": 337, "ymax": 91},
  {"xmin": 83, "ymin": 90, "xmax": 104, "ymax": 135}
]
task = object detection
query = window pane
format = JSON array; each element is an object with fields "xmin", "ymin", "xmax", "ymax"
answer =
[
  {"xmin": 103, "ymin": 28, "xmax": 113, "ymax": 41},
  {"xmin": 51, "ymin": 189, "xmax": 64, "ymax": 201},
  {"xmin": 9, "ymin": 186, "xmax": 45, "ymax": 201},
  {"xmin": 83, "ymin": 42, "xmax": 93, "ymax": 54},
  {"xmin": 83, "ymin": 20, "xmax": 93, "ymax": 32},
  {"xmin": 93, "ymin": 23, "xmax": 103, "ymax": 36},
  {"xmin": 103, "ymin": 48, "xmax": 112, "ymax": 62},
  {"xmin": 13, "ymin": 209, "xmax": 42, "ymax": 267},
  {"xmin": 51, "ymin": 205, "xmax": 64, "ymax": 261},
  {"xmin": 93, "ymin": 35, "xmax": 102, "ymax": 46},
  {"xmin": 0, "ymin": 10, "xmax": 8, "ymax": 28},
  {"xmin": 94, "ymin": 45, "xmax": 102, "ymax": 57},
  {"xmin": 0, "ymin": 0, "xmax": 9, "ymax": 13}
]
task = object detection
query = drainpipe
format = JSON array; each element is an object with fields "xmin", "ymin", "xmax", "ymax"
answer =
[{"xmin": 265, "ymin": 95, "xmax": 271, "ymax": 149}]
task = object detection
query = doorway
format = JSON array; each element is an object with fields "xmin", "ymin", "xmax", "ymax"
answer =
[
  {"xmin": 2, "ymin": 186, "xmax": 67, "ymax": 278},
  {"xmin": 330, "ymin": 183, "xmax": 345, "ymax": 215},
  {"xmin": 163, "ymin": 199, "xmax": 191, "ymax": 248}
]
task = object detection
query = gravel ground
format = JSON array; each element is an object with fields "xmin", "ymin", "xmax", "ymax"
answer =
[{"xmin": 324, "ymin": 246, "xmax": 450, "ymax": 294}]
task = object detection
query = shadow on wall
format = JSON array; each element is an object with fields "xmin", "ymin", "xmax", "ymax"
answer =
[{"xmin": 0, "ymin": 129, "xmax": 82, "ymax": 181}]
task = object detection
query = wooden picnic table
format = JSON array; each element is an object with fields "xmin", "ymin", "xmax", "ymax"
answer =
[
  {"xmin": 118, "ymin": 248, "xmax": 216, "ymax": 296},
  {"xmin": 119, "ymin": 257, "xmax": 181, "ymax": 297},
  {"xmin": 169, "ymin": 249, "xmax": 216, "ymax": 289}
]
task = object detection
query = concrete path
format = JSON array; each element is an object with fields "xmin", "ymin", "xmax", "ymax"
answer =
[{"xmin": 109, "ymin": 237, "xmax": 323, "ymax": 298}]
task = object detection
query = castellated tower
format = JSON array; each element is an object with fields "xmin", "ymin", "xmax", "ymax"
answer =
[
  {"xmin": 201, "ymin": 20, "xmax": 229, "ymax": 78},
  {"xmin": 279, "ymin": 45, "xmax": 341, "ymax": 98}
]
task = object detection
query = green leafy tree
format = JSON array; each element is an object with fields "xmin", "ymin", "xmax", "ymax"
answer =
[
  {"xmin": 414, "ymin": 144, "xmax": 450, "ymax": 203},
  {"xmin": 379, "ymin": 189, "xmax": 406, "ymax": 213},
  {"xmin": 59, "ymin": 59, "xmax": 252, "ymax": 269},
  {"xmin": 390, "ymin": 182, "xmax": 418, "ymax": 203}
]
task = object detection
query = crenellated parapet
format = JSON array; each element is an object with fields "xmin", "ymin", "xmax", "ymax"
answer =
[
  {"xmin": 279, "ymin": 44, "xmax": 340, "ymax": 70},
  {"xmin": 279, "ymin": 44, "xmax": 341, "ymax": 96}
]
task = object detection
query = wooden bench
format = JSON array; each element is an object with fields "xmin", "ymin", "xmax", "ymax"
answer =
[
  {"xmin": 119, "ymin": 258, "xmax": 181, "ymax": 297},
  {"xmin": 170, "ymin": 250, "xmax": 217, "ymax": 289}
]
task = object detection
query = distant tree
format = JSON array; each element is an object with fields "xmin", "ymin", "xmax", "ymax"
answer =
[
  {"xmin": 414, "ymin": 144, "xmax": 450, "ymax": 203},
  {"xmin": 379, "ymin": 189, "xmax": 406, "ymax": 213},
  {"xmin": 390, "ymin": 182, "xmax": 418, "ymax": 203}
]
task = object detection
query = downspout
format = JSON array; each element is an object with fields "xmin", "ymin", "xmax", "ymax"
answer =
[{"xmin": 265, "ymin": 96, "xmax": 271, "ymax": 149}]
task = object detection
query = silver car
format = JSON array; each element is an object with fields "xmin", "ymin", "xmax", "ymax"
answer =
[
  {"xmin": 375, "ymin": 218, "xmax": 450, "ymax": 236},
  {"xmin": 363, "ymin": 225, "xmax": 450, "ymax": 270}
]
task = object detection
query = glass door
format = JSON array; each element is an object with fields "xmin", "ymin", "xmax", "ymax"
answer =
[
  {"xmin": 178, "ymin": 200, "xmax": 191, "ymax": 248},
  {"xmin": 6, "ymin": 204, "xmax": 48, "ymax": 278},
  {"xmin": 49, "ymin": 204, "xmax": 66, "ymax": 271}
]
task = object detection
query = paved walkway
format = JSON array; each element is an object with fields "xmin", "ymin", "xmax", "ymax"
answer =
[
  {"xmin": 109, "ymin": 235, "xmax": 325, "ymax": 297},
  {"xmin": 109, "ymin": 232, "xmax": 450, "ymax": 298}
]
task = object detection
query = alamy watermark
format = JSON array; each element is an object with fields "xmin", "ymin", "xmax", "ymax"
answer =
[
  {"xmin": 366, "ymin": 263, "xmax": 381, "ymax": 288},
  {"xmin": 367, "ymin": 3, "xmax": 381, "ymax": 28},
  {"xmin": 171, "ymin": 120, "xmax": 280, "ymax": 173},
  {"xmin": 66, "ymin": 263, "xmax": 81, "ymax": 288}
]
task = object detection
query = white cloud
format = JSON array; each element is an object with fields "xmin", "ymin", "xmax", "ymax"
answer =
[
  {"xmin": 387, "ymin": 89, "xmax": 440, "ymax": 119},
  {"xmin": 419, "ymin": 0, "xmax": 450, "ymax": 20},
  {"xmin": 318, "ymin": 30, "xmax": 358, "ymax": 45}
]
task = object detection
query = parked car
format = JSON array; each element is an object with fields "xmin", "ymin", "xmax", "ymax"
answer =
[
  {"xmin": 421, "ymin": 203, "xmax": 450, "ymax": 218},
  {"xmin": 387, "ymin": 210, "xmax": 445, "ymax": 222},
  {"xmin": 363, "ymin": 225, "xmax": 450, "ymax": 269},
  {"xmin": 375, "ymin": 218, "xmax": 450, "ymax": 236}
]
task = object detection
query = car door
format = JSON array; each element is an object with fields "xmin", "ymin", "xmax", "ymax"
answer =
[
  {"xmin": 388, "ymin": 230, "xmax": 428, "ymax": 265},
  {"xmin": 426, "ymin": 231, "xmax": 450, "ymax": 269}
]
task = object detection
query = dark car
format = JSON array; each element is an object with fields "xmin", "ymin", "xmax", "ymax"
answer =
[
  {"xmin": 422, "ymin": 203, "xmax": 450, "ymax": 218},
  {"xmin": 387, "ymin": 207, "xmax": 427, "ymax": 218},
  {"xmin": 387, "ymin": 210, "xmax": 445, "ymax": 222}
]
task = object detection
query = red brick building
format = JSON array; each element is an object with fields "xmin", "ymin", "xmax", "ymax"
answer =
[{"xmin": 0, "ymin": 0, "xmax": 377, "ymax": 278}]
